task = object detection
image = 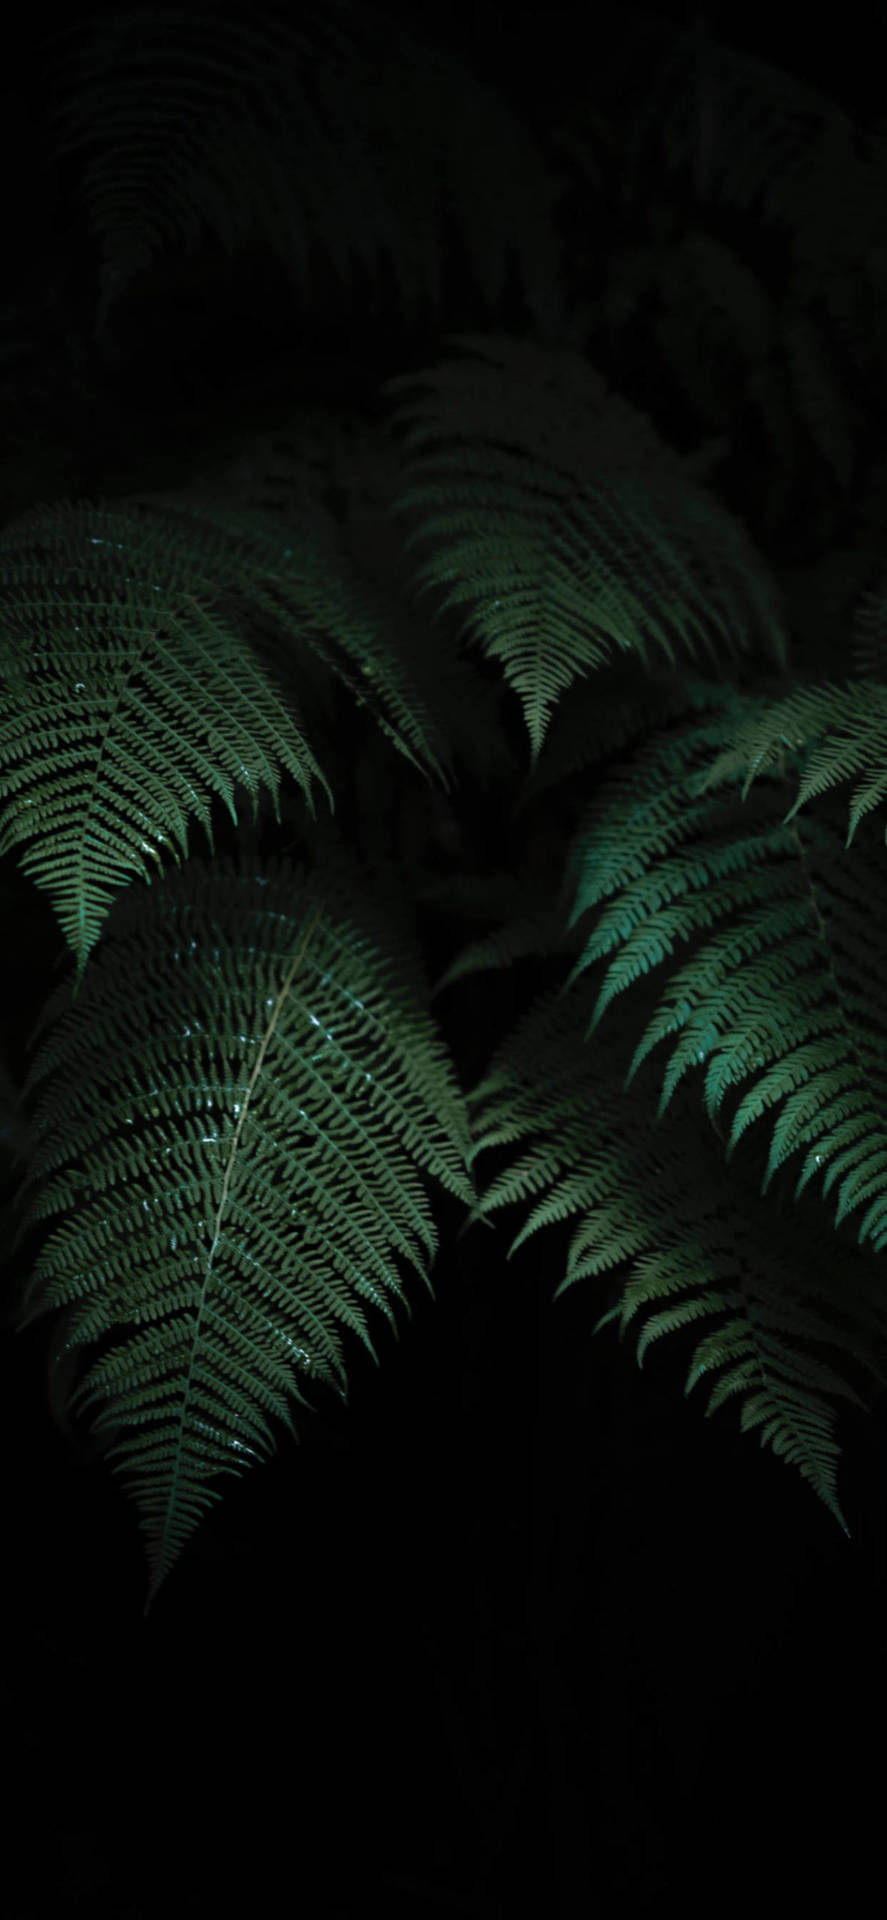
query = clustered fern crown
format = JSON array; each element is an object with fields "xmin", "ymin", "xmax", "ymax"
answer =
[{"xmin": 5, "ymin": 0, "xmax": 887, "ymax": 1613}]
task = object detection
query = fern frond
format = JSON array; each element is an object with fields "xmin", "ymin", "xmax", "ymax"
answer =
[
  {"xmin": 466, "ymin": 978, "xmax": 887, "ymax": 1537},
  {"xmin": 518, "ymin": 667, "xmax": 731, "ymax": 809},
  {"xmin": 601, "ymin": 11, "xmax": 868, "ymax": 519},
  {"xmin": 430, "ymin": 900, "xmax": 577, "ymax": 999},
  {"xmin": 702, "ymin": 677, "xmax": 887, "ymax": 844},
  {"xmin": 0, "ymin": 489, "xmax": 445, "ymax": 984},
  {"xmin": 182, "ymin": 409, "xmax": 503, "ymax": 790},
  {"xmin": 386, "ymin": 334, "xmax": 787, "ymax": 765},
  {"xmin": 12, "ymin": 849, "xmax": 475, "ymax": 1614},
  {"xmin": 620, "ymin": 10, "xmax": 852, "ymax": 242},
  {"xmin": 122, "ymin": 485, "xmax": 454, "ymax": 788},
  {"xmin": 650, "ymin": 230, "xmax": 855, "ymax": 485},
  {"xmin": 44, "ymin": 0, "xmax": 387, "ymax": 327},
  {"xmin": 44, "ymin": 0, "xmax": 566, "ymax": 342},
  {"xmin": 651, "ymin": 227, "xmax": 776, "ymax": 419},
  {"xmin": 562, "ymin": 694, "xmax": 887, "ymax": 1252},
  {"xmin": 433, "ymin": 690, "xmax": 736, "ymax": 997}
]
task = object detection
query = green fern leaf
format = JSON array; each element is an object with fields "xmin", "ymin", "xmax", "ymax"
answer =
[
  {"xmin": 702, "ymin": 676, "xmax": 887, "ymax": 844},
  {"xmin": 623, "ymin": 11, "xmax": 851, "ymax": 241},
  {"xmin": 563, "ymin": 693, "xmax": 887, "ymax": 1252},
  {"xmin": 0, "ymin": 490, "xmax": 446, "ymax": 985},
  {"xmin": 466, "ymin": 978, "xmax": 887, "ymax": 1535},
  {"xmin": 12, "ymin": 850, "xmax": 475, "ymax": 1614},
  {"xmin": 519, "ymin": 667, "xmax": 733, "ymax": 809},
  {"xmin": 122, "ymin": 485, "xmax": 453, "ymax": 789},
  {"xmin": 44, "ymin": 1, "xmax": 565, "ymax": 341},
  {"xmin": 386, "ymin": 334, "xmax": 787, "ymax": 765}
]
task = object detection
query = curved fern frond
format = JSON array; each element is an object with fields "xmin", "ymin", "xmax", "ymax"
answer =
[
  {"xmin": 650, "ymin": 227, "xmax": 776, "ymax": 418},
  {"xmin": 0, "ymin": 489, "xmax": 445, "ymax": 984},
  {"xmin": 703, "ymin": 677, "xmax": 887, "ymax": 845},
  {"xmin": 434, "ymin": 685, "xmax": 760, "ymax": 997},
  {"xmin": 650, "ymin": 231, "xmax": 855, "ymax": 487},
  {"xmin": 43, "ymin": 0, "xmax": 566, "ymax": 342},
  {"xmin": 620, "ymin": 8, "xmax": 854, "ymax": 245},
  {"xmin": 184, "ymin": 409, "xmax": 502, "ymax": 789},
  {"xmin": 430, "ymin": 898, "xmax": 578, "ymax": 999},
  {"xmin": 12, "ymin": 850, "xmax": 475, "ymax": 1614},
  {"xmin": 124, "ymin": 485, "xmax": 454, "ymax": 787},
  {"xmin": 518, "ymin": 667, "xmax": 731, "ymax": 809},
  {"xmin": 43, "ymin": 0, "xmax": 392, "ymax": 328},
  {"xmin": 561, "ymin": 694, "xmax": 887, "ymax": 1252},
  {"xmin": 602, "ymin": 9, "xmax": 874, "ymax": 492},
  {"xmin": 386, "ymin": 333, "xmax": 787, "ymax": 764},
  {"xmin": 466, "ymin": 977, "xmax": 887, "ymax": 1537}
]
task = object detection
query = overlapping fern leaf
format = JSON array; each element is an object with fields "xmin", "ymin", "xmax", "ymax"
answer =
[
  {"xmin": 465, "ymin": 976, "xmax": 887, "ymax": 1535},
  {"xmin": 11, "ymin": 848, "xmax": 476, "ymax": 1614},
  {"xmin": 428, "ymin": 681, "xmax": 739, "ymax": 996},
  {"xmin": 703, "ymin": 675, "xmax": 887, "ymax": 849},
  {"xmin": 386, "ymin": 333, "xmax": 788, "ymax": 764},
  {"xmin": 184, "ymin": 407, "xmax": 510, "ymax": 793},
  {"xmin": 568, "ymin": 7, "xmax": 879, "ymax": 546},
  {"xmin": 0, "ymin": 488, "xmax": 445, "ymax": 985},
  {"xmin": 620, "ymin": 9, "xmax": 855, "ymax": 251},
  {"xmin": 560, "ymin": 687, "xmax": 887, "ymax": 1254},
  {"xmin": 43, "ymin": 0, "xmax": 565, "ymax": 345}
]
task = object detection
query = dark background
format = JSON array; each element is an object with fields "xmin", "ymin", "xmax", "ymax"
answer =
[{"xmin": 2, "ymin": 2, "xmax": 886, "ymax": 1914}]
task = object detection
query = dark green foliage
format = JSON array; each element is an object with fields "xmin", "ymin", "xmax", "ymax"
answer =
[
  {"xmin": 0, "ymin": 488, "xmax": 449, "ymax": 984},
  {"xmin": 13, "ymin": 849, "xmax": 475, "ymax": 1613},
  {"xmin": 5, "ymin": 0, "xmax": 887, "ymax": 1612},
  {"xmin": 463, "ymin": 975, "xmax": 887, "ymax": 1537},
  {"xmin": 42, "ymin": 0, "xmax": 565, "ymax": 348}
]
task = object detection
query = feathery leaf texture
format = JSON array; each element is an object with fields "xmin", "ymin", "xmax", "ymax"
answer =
[
  {"xmin": 465, "ymin": 977, "xmax": 887, "ymax": 1537},
  {"xmin": 576, "ymin": 12, "xmax": 880, "ymax": 543},
  {"xmin": 12, "ymin": 851, "xmax": 475, "ymax": 1614},
  {"xmin": 432, "ymin": 679, "xmax": 744, "ymax": 995},
  {"xmin": 640, "ymin": 228, "xmax": 856, "ymax": 497},
  {"xmin": 0, "ymin": 490, "xmax": 445, "ymax": 984},
  {"xmin": 562, "ymin": 691, "xmax": 887, "ymax": 1252},
  {"xmin": 518, "ymin": 666, "xmax": 731, "ymax": 808},
  {"xmin": 703, "ymin": 674, "xmax": 887, "ymax": 845},
  {"xmin": 43, "ymin": 0, "xmax": 565, "ymax": 342},
  {"xmin": 430, "ymin": 899, "xmax": 576, "ymax": 999},
  {"xmin": 180, "ymin": 412, "xmax": 499, "ymax": 790},
  {"xmin": 11, "ymin": 0, "xmax": 887, "ymax": 1598},
  {"xmin": 387, "ymin": 334, "xmax": 787, "ymax": 763},
  {"xmin": 618, "ymin": 10, "xmax": 866, "ymax": 288}
]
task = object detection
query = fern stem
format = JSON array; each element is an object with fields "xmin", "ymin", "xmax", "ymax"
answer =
[{"xmin": 143, "ymin": 897, "xmax": 326, "ymax": 1615}]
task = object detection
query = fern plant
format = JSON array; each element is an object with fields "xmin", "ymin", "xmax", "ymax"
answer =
[
  {"xmin": 42, "ymin": 0, "xmax": 566, "ymax": 352},
  {"xmin": 6, "ymin": 0, "xmax": 887, "ymax": 1617},
  {"xmin": 461, "ymin": 973, "xmax": 887, "ymax": 1537},
  {"xmin": 11, "ymin": 846, "xmax": 475, "ymax": 1614}
]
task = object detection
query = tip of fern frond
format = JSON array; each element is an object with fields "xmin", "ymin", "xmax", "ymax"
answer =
[
  {"xmin": 591, "ymin": 1304, "xmax": 621, "ymax": 1336},
  {"xmin": 143, "ymin": 1576, "xmax": 163, "ymax": 1621},
  {"xmin": 454, "ymin": 1205, "xmax": 494, "ymax": 1243}
]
